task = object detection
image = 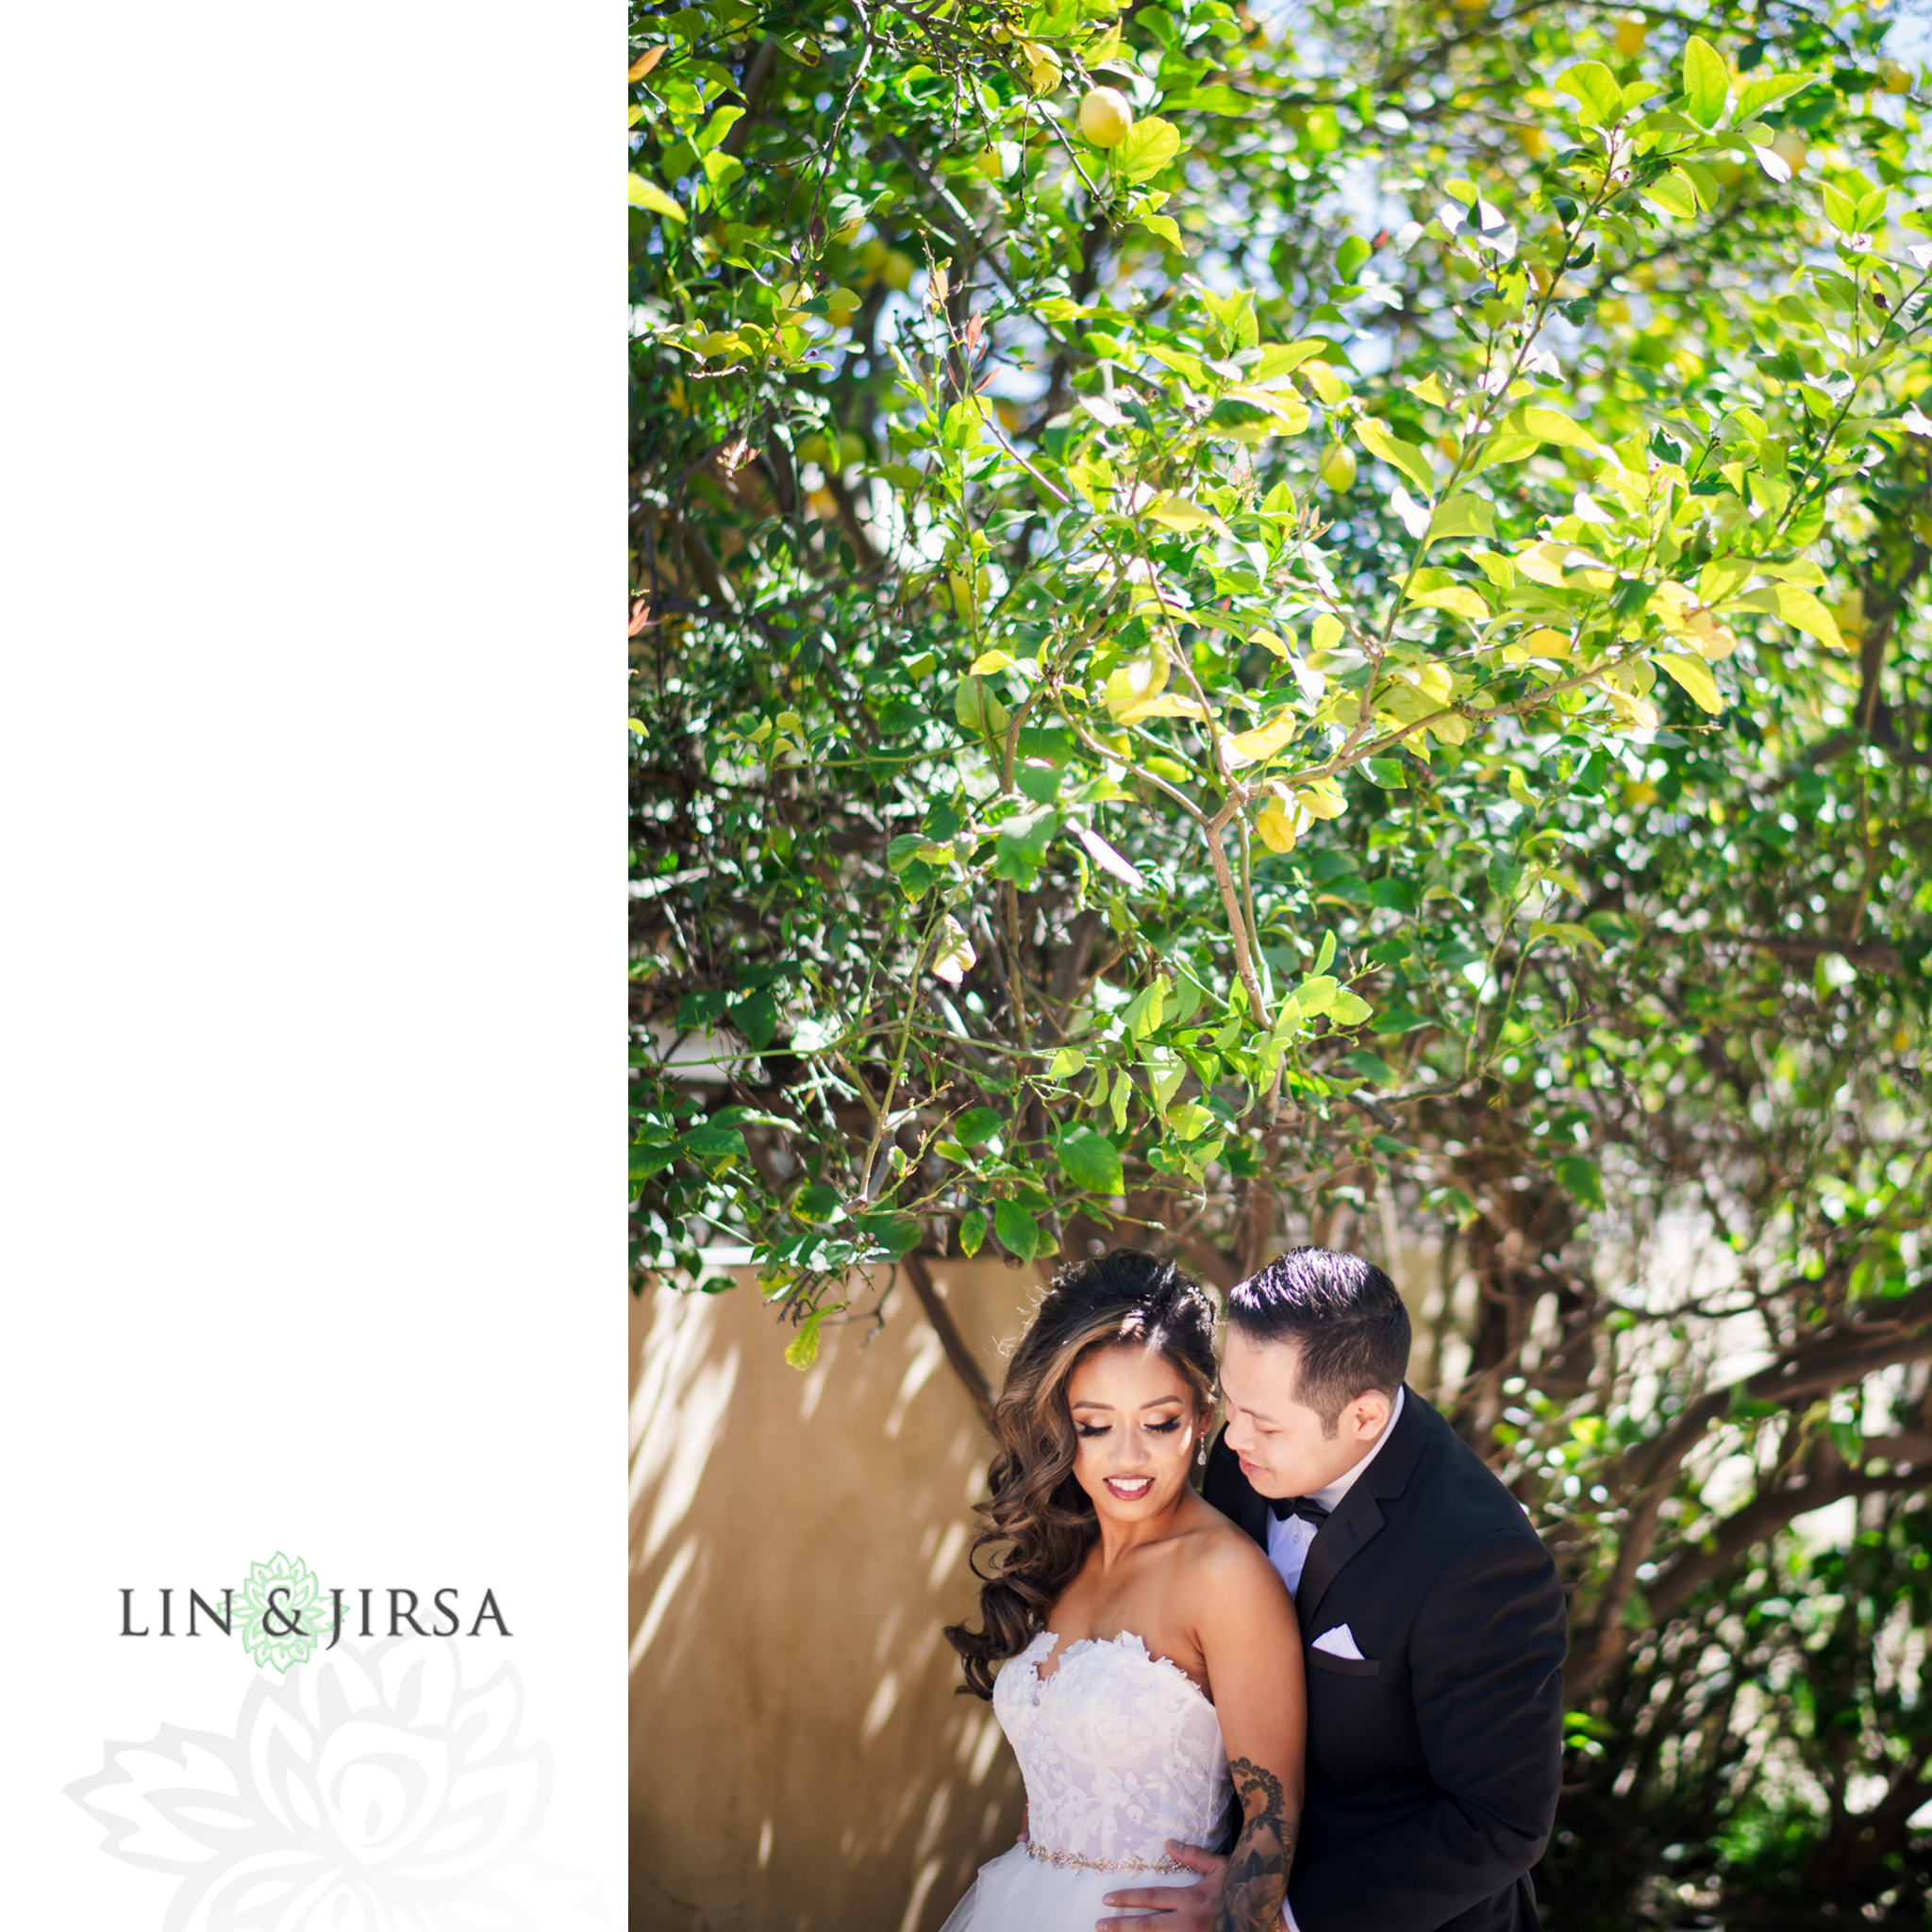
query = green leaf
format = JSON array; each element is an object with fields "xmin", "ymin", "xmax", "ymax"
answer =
[
  {"xmin": 1425, "ymin": 1186, "xmax": 1480, "ymax": 1230},
  {"xmin": 958, "ymin": 1208, "xmax": 988, "ymax": 1257},
  {"xmin": 1641, "ymin": 170, "xmax": 1698, "ymax": 221},
  {"xmin": 1426, "ymin": 493, "xmax": 1496, "ymax": 541},
  {"xmin": 1528, "ymin": 921, "xmax": 1605, "ymax": 955},
  {"xmin": 1516, "ymin": 406, "xmax": 1599, "ymax": 453},
  {"xmin": 1164, "ymin": 83, "xmax": 1251, "ymax": 115},
  {"xmin": 1363, "ymin": 757, "xmax": 1409, "ymax": 789},
  {"xmin": 1254, "ymin": 340, "xmax": 1334, "ymax": 380},
  {"xmin": 1652, "ymin": 653, "xmax": 1724, "ymax": 714},
  {"xmin": 629, "ymin": 175, "xmax": 688, "ymax": 223},
  {"xmin": 1314, "ymin": 929, "xmax": 1338, "ymax": 974},
  {"xmin": 955, "ymin": 675, "xmax": 1012, "ymax": 738},
  {"xmin": 1681, "ymin": 37, "xmax": 1729, "ymax": 127},
  {"xmin": 1056, "ymin": 1124, "xmax": 1124, "ymax": 1194},
  {"xmin": 1124, "ymin": 976, "xmax": 1171, "ymax": 1041},
  {"xmin": 785, "ymin": 1313, "xmax": 824, "ymax": 1370},
  {"xmin": 941, "ymin": 398, "xmax": 987, "ymax": 449},
  {"xmin": 695, "ymin": 105, "xmax": 745, "ymax": 153},
  {"xmin": 1048, "ymin": 1046, "xmax": 1089, "ymax": 1078},
  {"xmin": 631, "ymin": 1141, "xmax": 676, "ymax": 1179},
  {"xmin": 1729, "ymin": 583, "xmax": 1845, "ymax": 651},
  {"xmin": 682, "ymin": 1123, "xmax": 748, "ymax": 1169},
  {"xmin": 1293, "ymin": 974, "xmax": 1339, "ymax": 1017},
  {"xmin": 1372, "ymin": 1006, "xmax": 1430, "ymax": 1037},
  {"xmin": 1555, "ymin": 1155, "xmax": 1604, "ymax": 1211},
  {"xmin": 733, "ymin": 989, "xmax": 778, "ymax": 1050},
  {"xmin": 1141, "ymin": 1045, "xmax": 1188, "ymax": 1113},
  {"xmin": 1735, "ymin": 70, "xmax": 1816, "ymax": 120},
  {"xmin": 1328, "ymin": 987, "xmax": 1373, "ymax": 1026},
  {"xmin": 952, "ymin": 1108, "xmax": 1006, "ymax": 1148},
  {"xmin": 1335, "ymin": 235, "xmax": 1372, "ymax": 280},
  {"xmin": 1343, "ymin": 1049, "xmax": 1398, "ymax": 1085},
  {"xmin": 991, "ymin": 808, "xmax": 1058, "ymax": 885},
  {"xmin": 1115, "ymin": 116, "xmax": 1182, "ymax": 183},
  {"xmin": 853, "ymin": 1210, "xmax": 921, "ymax": 1257},
  {"xmin": 1354, "ymin": 419, "xmax": 1436, "ymax": 493},
  {"xmin": 792, "ymin": 1181, "xmax": 845, "ymax": 1224},
  {"xmin": 1555, "ymin": 60, "xmax": 1625, "ymax": 128},
  {"xmin": 1406, "ymin": 578, "xmax": 1491, "ymax": 624},
  {"xmin": 994, "ymin": 1200, "xmax": 1041, "ymax": 1263}
]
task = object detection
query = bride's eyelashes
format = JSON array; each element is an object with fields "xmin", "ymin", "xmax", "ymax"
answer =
[
  {"xmin": 1075, "ymin": 1423, "xmax": 1110, "ymax": 1438},
  {"xmin": 1074, "ymin": 1417, "xmax": 1184, "ymax": 1438}
]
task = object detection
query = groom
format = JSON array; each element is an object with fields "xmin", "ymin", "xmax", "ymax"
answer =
[{"xmin": 1103, "ymin": 1247, "xmax": 1567, "ymax": 1932}]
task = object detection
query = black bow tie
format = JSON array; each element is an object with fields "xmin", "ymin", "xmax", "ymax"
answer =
[{"xmin": 1269, "ymin": 1494, "xmax": 1331, "ymax": 1526}]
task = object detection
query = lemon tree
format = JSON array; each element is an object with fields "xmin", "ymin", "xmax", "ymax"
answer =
[{"xmin": 635, "ymin": 3, "xmax": 1932, "ymax": 1913}]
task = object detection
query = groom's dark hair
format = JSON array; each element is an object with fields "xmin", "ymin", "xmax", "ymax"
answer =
[{"xmin": 1226, "ymin": 1246, "xmax": 1410, "ymax": 1434}]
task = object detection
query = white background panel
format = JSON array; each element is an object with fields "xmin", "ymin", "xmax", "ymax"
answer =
[{"xmin": 0, "ymin": 6, "xmax": 622, "ymax": 1922}]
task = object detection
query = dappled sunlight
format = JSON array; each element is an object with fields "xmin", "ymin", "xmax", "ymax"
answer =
[
  {"xmin": 632, "ymin": 1264, "xmax": 1030, "ymax": 1930},
  {"xmin": 629, "ymin": 1534, "xmax": 698, "ymax": 1673},
  {"xmin": 885, "ymin": 1321, "xmax": 946, "ymax": 1440},
  {"xmin": 632, "ymin": 1285, "xmax": 739, "ymax": 1572}
]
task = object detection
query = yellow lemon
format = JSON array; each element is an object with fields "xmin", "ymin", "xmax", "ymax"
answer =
[
  {"xmin": 1319, "ymin": 443, "xmax": 1357, "ymax": 491},
  {"xmin": 1612, "ymin": 17, "xmax": 1647, "ymax": 56},
  {"xmin": 1772, "ymin": 128, "xmax": 1807, "ymax": 175},
  {"xmin": 1879, "ymin": 60, "xmax": 1911, "ymax": 94},
  {"xmin": 1078, "ymin": 86, "xmax": 1134, "ymax": 149},
  {"xmin": 882, "ymin": 249, "xmax": 916, "ymax": 291}
]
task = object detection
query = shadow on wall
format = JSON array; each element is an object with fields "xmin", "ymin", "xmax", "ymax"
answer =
[{"xmin": 631, "ymin": 1261, "xmax": 1039, "ymax": 1932}]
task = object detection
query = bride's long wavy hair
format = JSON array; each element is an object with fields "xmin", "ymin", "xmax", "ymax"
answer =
[{"xmin": 943, "ymin": 1249, "xmax": 1219, "ymax": 1699}]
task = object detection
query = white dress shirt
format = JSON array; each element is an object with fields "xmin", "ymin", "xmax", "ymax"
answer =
[
  {"xmin": 1264, "ymin": 1390, "xmax": 1404, "ymax": 1932},
  {"xmin": 1263, "ymin": 1388, "xmax": 1405, "ymax": 1601}
]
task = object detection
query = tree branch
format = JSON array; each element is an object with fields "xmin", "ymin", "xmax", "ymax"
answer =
[{"xmin": 902, "ymin": 1252, "xmax": 995, "ymax": 1425}]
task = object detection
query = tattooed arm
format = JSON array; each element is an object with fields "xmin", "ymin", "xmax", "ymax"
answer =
[
  {"xmin": 1104, "ymin": 1524, "xmax": 1306, "ymax": 1932},
  {"xmin": 1201, "ymin": 1529, "xmax": 1305, "ymax": 1932},
  {"xmin": 1218, "ymin": 1755, "xmax": 1295, "ymax": 1932}
]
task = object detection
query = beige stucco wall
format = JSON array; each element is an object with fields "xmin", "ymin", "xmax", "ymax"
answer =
[{"xmin": 630, "ymin": 1260, "xmax": 1039, "ymax": 1932}]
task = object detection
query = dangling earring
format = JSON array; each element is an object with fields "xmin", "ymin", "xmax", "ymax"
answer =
[{"xmin": 1196, "ymin": 1430, "xmax": 1209, "ymax": 1468}]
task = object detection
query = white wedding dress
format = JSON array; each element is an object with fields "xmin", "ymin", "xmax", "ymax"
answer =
[{"xmin": 940, "ymin": 1628, "xmax": 1231, "ymax": 1930}]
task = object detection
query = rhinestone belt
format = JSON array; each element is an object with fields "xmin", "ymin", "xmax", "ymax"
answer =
[{"xmin": 1025, "ymin": 1840, "xmax": 1183, "ymax": 1874}]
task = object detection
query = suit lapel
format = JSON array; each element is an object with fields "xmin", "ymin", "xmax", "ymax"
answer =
[
  {"xmin": 1294, "ymin": 1490, "xmax": 1381, "ymax": 1628},
  {"xmin": 1293, "ymin": 1386, "xmax": 1432, "ymax": 1628}
]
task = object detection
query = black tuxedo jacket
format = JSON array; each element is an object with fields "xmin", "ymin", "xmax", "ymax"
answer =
[{"xmin": 1203, "ymin": 1387, "xmax": 1566, "ymax": 1932}]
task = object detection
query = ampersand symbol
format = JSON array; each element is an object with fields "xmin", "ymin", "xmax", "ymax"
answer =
[{"xmin": 263, "ymin": 1586, "xmax": 306, "ymax": 1637}]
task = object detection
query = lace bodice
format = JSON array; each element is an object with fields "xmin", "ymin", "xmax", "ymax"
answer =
[{"xmin": 993, "ymin": 1629, "xmax": 1231, "ymax": 1873}]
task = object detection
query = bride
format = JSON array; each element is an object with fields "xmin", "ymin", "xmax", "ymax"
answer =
[{"xmin": 941, "ymin": 1250, "xmax": 1305, "ymax": 1931}]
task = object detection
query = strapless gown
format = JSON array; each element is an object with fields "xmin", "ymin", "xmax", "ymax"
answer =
[{"xmin": 939, "ymin": 1628, "xmax": 1231, "ymax": 1930}]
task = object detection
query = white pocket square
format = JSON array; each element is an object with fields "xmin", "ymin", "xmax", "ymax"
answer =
[{"xmin": 1311, "ymin": 1624, "xmax": 1366, "ymax": 1660}]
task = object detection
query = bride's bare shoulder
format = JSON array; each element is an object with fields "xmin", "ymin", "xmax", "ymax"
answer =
[{"xmin": 1182, "ymin": 1496, "xmax": 1286, "ymax": 1591}]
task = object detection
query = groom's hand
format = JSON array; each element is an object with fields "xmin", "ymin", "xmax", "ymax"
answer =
[{"xmin": 1098, "ymin": 1840, "xmax": 1226, "ymax": 1928}]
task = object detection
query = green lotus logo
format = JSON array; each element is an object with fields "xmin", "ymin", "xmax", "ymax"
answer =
[{"xmin": 234, "ymin": 1552, "xmax": 325, "ymax": 1673}]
